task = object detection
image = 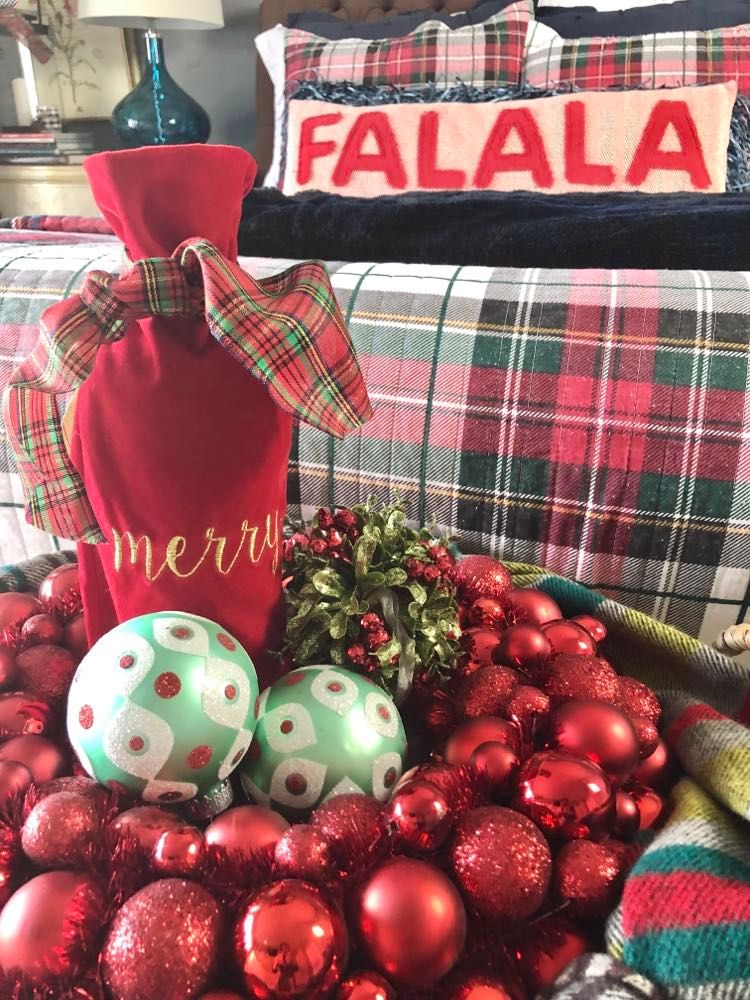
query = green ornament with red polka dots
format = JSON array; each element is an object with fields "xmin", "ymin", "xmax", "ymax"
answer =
[
  {"xmin": 239, "ymin": 665, "xmax": 407, "ymax": 820},
  {"xmin": 66, "ymin": 612, "xmax": 259, "ymax": 803}
]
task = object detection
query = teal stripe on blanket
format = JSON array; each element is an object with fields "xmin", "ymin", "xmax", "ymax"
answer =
[{"xmin": 623, "ymin": 923, "xmax": 750, "ymax": 985}]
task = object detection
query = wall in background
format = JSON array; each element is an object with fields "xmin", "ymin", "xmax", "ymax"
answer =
[{"xmin": 162, "ymin": 0, "xmax": 259, "ymax": 154}]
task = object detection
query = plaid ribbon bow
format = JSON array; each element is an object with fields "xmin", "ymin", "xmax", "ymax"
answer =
[{"xmin": 3, "ymin": 238, "xmax": 372, "ymax": 545}]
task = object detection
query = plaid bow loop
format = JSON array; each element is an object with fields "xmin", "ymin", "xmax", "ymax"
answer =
[{"xmin": 3, "ymin": 239, "xmax": 372, "ymax": 544}]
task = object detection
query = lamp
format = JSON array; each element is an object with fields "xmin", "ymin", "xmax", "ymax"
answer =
[{"xmin": 77, "ymin": 0, "xmax": 224, "ymax": 147}]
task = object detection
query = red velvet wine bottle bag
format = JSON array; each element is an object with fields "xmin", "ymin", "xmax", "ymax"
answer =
[{"xmin": 69, "ymin": 145, "xmax": 291, "ymax": 687}]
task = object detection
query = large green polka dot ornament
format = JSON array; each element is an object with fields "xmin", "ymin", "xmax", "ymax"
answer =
[
  {"xmin": 239, "ymin": 666, "xmax": 407, "ymax": 818},
  {"xmin": 66, "ymin": 612, "xmax": 259, "ymax": 803}
]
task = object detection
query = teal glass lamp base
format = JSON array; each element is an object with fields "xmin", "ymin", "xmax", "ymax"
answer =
[{"xmin": 112, "ymin": 31, "xmax": 210, "ymax": 147}]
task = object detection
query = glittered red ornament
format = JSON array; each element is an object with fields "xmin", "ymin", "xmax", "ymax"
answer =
[
  {"xmin": 0, "ymin": 760, "xmax": 32, "ymax": 809},
  {"xmin": 15, "ymin": 643, "xmax": 77, "ymax": 704},
  {"xmin": 356, "ymin": 856, "xmax": 466, "ymax": 987},
  {"xmin": 21, "ymin": 791, "xmax": 100, "ymax": 868},
  {"xmin": 446, "ymin": 717, "xmax": 522, "ymax": 764},
  {"xmin": 449, "ymin": 806, "xmax": 551, "ymax": 922},
  {"xmin": 111, "ymin": 805, "xmax": 184, "ymax": 853},
  {"xmin": 205, "ymin": 805, "xmax": 289, "ymax": 861},
  {"xmin": 506, "ymin": 589, "xmax": 561, "ymax": 627},
  {"xmin": 274, "ymin": 824, "xmax": 337, "ymax": 883},
  {"xmin": 20, "ymin": 613, "xmax": 64, "ymax": 648},
  {"xmin": 0, "ymin": 689, "xmax": 54, "ymax": 740},
  {"xmin": 613, "ymin": 789, "xmax": 641, "ymax": 839},
  {"xmin": 467, "ymin": 598, "xmax": 509, "ymax": 631},
  {"xmin": 152, "ymin": 824, "xmax": 205, "ymax": 876},
  {"xmin": 38, "ymin": 563, "xmax": 79, "ymax": 602},
  {"xmin": 511, "ymin": 917, "xmax": 590, "ymax": 996},
  {"xmin": 456, "ymin": 664, "xmax": 518, "ymax": 720},
  {"xmin": 0, "ymin": 734, "xmax": 69, "ymax": 783},
  {"xmin": 618, "ymin": 677, "xmax": 662, "ymax": 726},
  {"xmin": 632, "ymin": 738, "xmax": 679, "ymax": 792},
  {"xmin": 552, "ymin": 839, "xmax": 623, "ymax": 919},
  {"xmin": 630, "ymin": 785, "xmax": 665, "ymax": 830},
  {"xmin": 469, "ymin": 742, "xmax": 520, "ymax": 799},
  {"xmin": 444, "ymin": 971, "xmax": 525, "ymax": 1000},
  {"xmin": 102, "ymin": 879, "xmax": 222, "ymax": 1000},
  {"xmin": 543, "ymin": 654, "xmax": 620, "ymax": 705},
  {"xmin": 461, "ymin": 628, "xmax": 502, "ymax": 665},
  {"xmin": 631, "ymin": 716, "xmax": 660, "ymax": 759},
  {"xmin": 63, "ymin": 614, "xmax": 88, "ymax": 660},
  {"xmin": 506, "ymin": 685, "xmax": 551, "ymax": 732},
  {"xmin": 0, "ymin": 649, "xmax": 18, "ymax": 692},
  {"xmin": 547, "ymin": 700, "xmax": 640, "ymax": 782},
  {"xmin": 0, "ymin": 592, "xmax": 42, "ymax": 630},
  {"xmin": 235, "ymin": 879, "xmax": 348, "ymax": 999},
  {"xmin": 37, "ymin": 774, "xmax": 108, "ymax": 803},
  {"xmin": 451, "ymin": 556, "xmax": 512, "ymax": 604},
  {"xmin": 516, "ymin": 751, "xmax": 615, "ymax": 840},
  {"xmin": 542, "ymin": 620, "xmax": 597, "ymax": 657},
  {"xmin": 0, "ymin": 870, "xmax": 106, "ymax": 983},
  {"xmin": 312, "ymin": 794, "xmax": 389, "ymax": 876},
  {"xmin": 493, "ymin": 624, "xmax": 552, "ymax": 683},
  {"xmin": 387, "ymin": 780, "xmax": 452, "ymax": 853},
  {"xmin": 570, "ymin": 614, "xmax": 607, "ymax": 644},
  {"xmin": 335, "ymin": 970, "xmax": 395, "ymax": 1000}
]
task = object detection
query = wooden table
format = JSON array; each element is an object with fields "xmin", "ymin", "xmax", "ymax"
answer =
[{"xmin": 0, "ymin": 163, "xmax": 98, "ymax": 217}]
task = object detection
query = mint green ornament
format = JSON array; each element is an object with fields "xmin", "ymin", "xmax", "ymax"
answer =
[
  {"xmin": 239, "ymin": 666, "xmax": 407, "ymax": 819},
  {"xmin": 66, "ymin": 612, "xmax": 259, "ymax": 803}
]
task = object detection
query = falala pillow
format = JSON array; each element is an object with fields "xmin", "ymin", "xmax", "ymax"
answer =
[{"xmin": 282, "ymin": 82, "xmax": 736, "ymax": 197}]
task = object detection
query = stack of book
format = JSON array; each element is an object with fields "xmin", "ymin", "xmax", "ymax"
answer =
[{"xmin": 0, "ymin": 128, "xmax": 95, "ymax": 165}]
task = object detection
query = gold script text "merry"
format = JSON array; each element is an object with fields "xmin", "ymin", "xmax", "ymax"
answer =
[{"xmin": 111, "ymin": 515, "xmax": 281, "ymax": 581}]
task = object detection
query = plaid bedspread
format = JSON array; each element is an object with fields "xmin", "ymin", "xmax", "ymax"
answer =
[{"xmin": 1, "ymin": 233, "xmax": 749, "ymax": 654}]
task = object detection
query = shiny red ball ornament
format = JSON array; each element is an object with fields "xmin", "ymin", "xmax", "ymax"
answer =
[
  {"xmin": 102, "ymin": 879, "xmax": 222, "ymax": 1000},
  {"xmin": 618, "ymin": 676, "xmax": 662, "ymax": 726},
  {"xmin": 613, "ymin": 789, "xmax": 641, "ymax": 839},
  {"xmin": 493, "ymin": 624, "xmax": 552, "ymax": 683},
  {"xmin": 0, "ymin": 689, "xmax": 54, "ymax": 740},
  {"xmin": 0, "ymin": 734, "xmax": 69, "ymax": 783},
  {"xmin": 467, "ymin": 598, "xmax": 508, "ymax": 631},
  {"xmin": 335, "ymin": 971, "xmax": 395, "ymax": 1000},
  {"xmin": 456, "ymin": 664, "xmax": 518, "ymax": 720},
  {"xmin": 205, "ymin": 804, "xmax": 289, "ymax": 861},
  {"xmin": 15, "ymin": 643, "xmax": 77, "ymax": 704},
  {"xmin": 111, "ymin": 805, "xmax": 184, "ymax": 853},
  {"xmin": 632, "ymin": 737, "xmax": 678, "ymax": 792},
  {"xmin": 445, "ymin": 971, "xmax": 525, "ymax": 1000},
  {"xmin": 631, "ymin": 716, "xmax": 660, "ymax": 759},
  {"xmin": 547, "ymin": 700, "xmax": 640, "ymax": 782},
  {"xmin": 506, "ymin": 685, "xmax": 551, "ymax": 731},
  {"xmin": 152, "ymin": 824, "xmax": 204, "ymax": 876},
  {"xmin": 542, "ymin": 620, "xmax": 597, "ymax": 656},
  {"xmin": 400, "ymin": 762, "xmax": 481, "ymax": 815},
  {"xmin": 356, "ymin": 856, "xmax": 466, "ymax": 987},
  {"xmin": 543, "ymin": 654, "xmax": 620, "ymax": 705},
  {"xmin": 312, "ymin": 794, "xmax": 389, "ymax": 876},
  {"xmin": 21, "ymin": 791, "xmax": 100, "ymax": 869},
  {"xmin": 235, "ymin": 879, "xmax": 349, "ymax": 999},
  {"xmin": 630, "ymin": 785, "xmax": 665, "ymax": 830},
  {"xmin": 0, "ymin": 760, "xmax": 32, "ymax": 809},
  {"xmin": 451, "ymin": 556, "xmax": 512, "ymax": 604},
  {"xmin": 512, "ymin": 917, "xmax": 589, "ymax": 996},
  {"xmin": 0, "ymin": 649, "xmax": 18, "ymax": 692},
  {"xmin": 449, "ymin": 806, "xmax": 551, "ymax": 922},
  {"xmin": 38, "ymin": 563, "xmax": 79, "ymax": 602},
  {"xmin": 274, "ymin": 824, "xmax": 337, "ymax": 883},
  {"xmin": 516, "ymin": 751, "xmax": 615, "ymax": 840},
  {"xmin": 0, "ymin": 870, "xmax": 106, "ymax": 983},
  {"xmin": 571, "ymin": 614, "xmax": 607, "ymax": 645},
  {"xmin": 552, "ymin": 839, "xmax": 623, "ymax": 919},
  {"xmin": 63, "ymin": 614, "xmax": 88, "ymax": 660},
  {"xmin": 461, "ymin": 628, "xmax": 502, "ymax": 665},
  {"xmin": 20, "ymin": 613, "xmax": 64, "ymax": 648},
  {"xmin": 470, "ymin": 741, "xmax": 520, "ymax": 798},
  {"xmin": 506, "ymin": 588, "xmax": 562, "ymax": 627},
  {"xmin": 387, "ymin": 780, "xmax": 452, "ymax": 853},
  {"xmin": 446, "ymin": 717, "xmax": 522, "ymax": 764},
  {"xmin": 0, "ymin": 592, "xmax": 42, "ymax": 630}
]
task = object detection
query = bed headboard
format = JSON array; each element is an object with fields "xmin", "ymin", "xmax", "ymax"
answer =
[{"xmin": 256, "ymin": 0, "xmax": 475, "ymax": 176}]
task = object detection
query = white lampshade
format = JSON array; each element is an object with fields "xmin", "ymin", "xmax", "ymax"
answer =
[{"xmin": 77, "ymin": 0, "xmax": 224, "ymax": 29}]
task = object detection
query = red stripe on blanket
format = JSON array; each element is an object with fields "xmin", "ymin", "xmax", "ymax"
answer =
[
  {"xmin": 622, "ymin": 871, "xmax": 750, "ymax": 935},
  {"xmin": 667, "ymin": 703, "xmax": 726, "ymax": 744}
]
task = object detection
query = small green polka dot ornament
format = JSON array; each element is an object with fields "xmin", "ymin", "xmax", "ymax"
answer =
[
  {"xmin": 66, "ymin": 612, "xmax": 259, "ymax": 803},
  {"xmin": 239, "ymin": 666, "xmax": 407, "ymax": 819}
]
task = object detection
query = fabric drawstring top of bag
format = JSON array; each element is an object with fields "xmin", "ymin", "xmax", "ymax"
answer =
[{"xmin": 3, "ymin": 239, "xmax": 372, "ymax": 545}]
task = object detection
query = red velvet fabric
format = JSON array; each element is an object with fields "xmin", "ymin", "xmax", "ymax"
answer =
[{"xmin": 70, "ymin": 145, "xmax": 291, "ymax": 687}]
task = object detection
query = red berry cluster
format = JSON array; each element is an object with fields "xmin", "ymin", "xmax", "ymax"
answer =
[
  {"xmin": 283, "ymin": 508, "xmax": 362, "ymax": 565},
  {"xmin": 347, "ymin": 612, "xmax": 392, "ymax": 673},
  {"xmin": 406, "ymin": 541, "xmax": 455, "ymax": 585}
]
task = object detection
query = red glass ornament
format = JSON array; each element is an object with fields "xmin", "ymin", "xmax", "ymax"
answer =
[
  {"xmin": 234, "ymin": 879, "xmax": 349, "ymax": 999},
  {"xmin": 0, "ymin": 592, "xmax": 42, "ymax": 630},
  {"xmin": 506, "ymin": 589, "xmax": 561, "ymax": 627},
  {"xmin": 63, "ymin": 614, "xmax": 89, "ymax": 661},
  {"xmin": 456, "ymin": 664, "xmax": 518, "ymax": 720},
  {"xmin": 632, "ymin": 738, "xmax": 679, "ymax": 792},
  {"xmin": 0, "ymin": 734, "xmax": 69, "ymax": 783},
  {"xmin": 613, "ymin": 789, "xmax": 641, "ymax": 839},
  {"xmin": 399, "ymin": 762, "xmax": 481, "ymax": 816},
  {"xmin": 512, "ymin": 917, "xmax": 589, "ymax": 996},
  {"xmin": 542, "ymin": 620, "xmax": 597, "ymax": 657},
  {"xmin": 552, "ymin": 839, "xmax": 623, "ymax": 919},
  {"xmin": 0, "ymin": 689, "xmax": 54, "ymax": 740},
  {"xmin": 506, "ymin": 685, "xmax": 551, "ymax": 732},
  {"xmin": 0, "ymin": 649, "xmax": 18, "ymax": 692},
  {"xmin": 461, "ymin": 628, "xmax": 502, "ymax": 665},
  {"xmin": 335, "ymin": 971, "xmax": 395, "ymax": 1000},
  {"xmin": 0, "ymin": 870, "xmax": 106, "ymax": 982},
  {"xmin": 467, "ymin": 598, "xmax": 508, "ymax": 631},
  {"xmin": 111, "ymin": 805, "xmax": 184, "ymax": 853},
  {"xmin": 618, "ymin": 676, "xmax": 662, "ymax": 726},
  {"xmin": 102, "ymin": 879, "xmax": 222, "ymax": 1000},
  {"xmin": 0, "ymin": 760, "xmax": 32, "ymax": 809},
  {"xmin": 630, "ymin": 785, "xmax": 665, "ymax": 830},
  {"xmin": 356, "ymin": 856, "xmax": 466, "ymax": 987},
  {"xmin": 493, "ymin": 624, "xmax": 552, "ymax": 682},
  {"xmin": 631, "ymin": 716, "xmax": 660, "ymax": 759},
  {"xmin": 38, "ymin": 563, "xmax": 79, "ymax": 602},
  {"xmin": 547, "ymin": 700, "xmax": 640, "ymax": 782},
  {"xmin": 20, "ymin": 614, "xmax": 64, "ymax": 648},
  {"xmin": 451, "ymin": 556, "xmax": 512, "ymax": 604},
  {"xmin": 311, "ymin": 795, "xmax": 389, "ymax": 877},
  {"xmin": 446, "ymin": 717, "xmax": 522, "ymax": 764},
  {"xmin": 470, "ymin": 741, "xmax": 520, "ymax": 798},
  {"xmin": 15, "ymin": 643, "xmax": 77, "ymax": 704},
  {"xmin": 274, "ymin": 824, "xmax": 337, "ymax": 883},
  {"xmin": 543, "ymin": 654, "xmax": 620, "ymax": 705},
  {"xmin": 516, "ymin": 751, "xmax": 614, "ymax": 840},
  {"xmin": 449, "ymin": 806, "xmax": 551, "ymax": 923},
  {"xmin": 205, "ymin": 804, "xmax": 289, "ymax": 860},
  {"xmin": 152, "ymin": 824, "xmax": 204, "ymax": 876},
  {"xmin": 445, "ymin": 971, "xmax": 525, "ymax": 1000},
  {"xmin": 387, "ymin": 780, "xmax": 452, "ymax": 853},
  {"xmin": 21, "ymin": 791, "xmax": 100, "ymax": 869},
  {"xmin": 571, "ymin": 614, "xmax": 607, "ymax": 645}
]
